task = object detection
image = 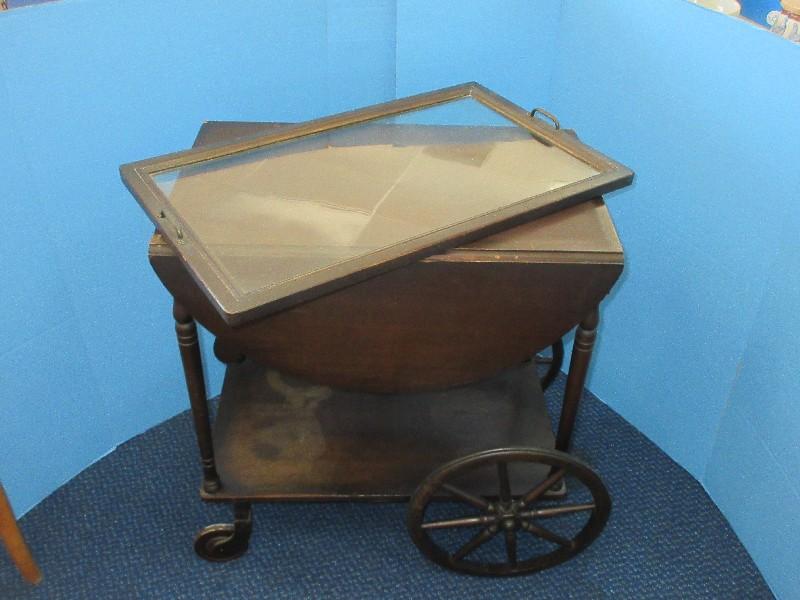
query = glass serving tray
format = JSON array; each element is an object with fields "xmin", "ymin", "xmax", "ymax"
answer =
[{"xmin": 121, "ymin": 83, "xmax": 633, "ymax": 326}]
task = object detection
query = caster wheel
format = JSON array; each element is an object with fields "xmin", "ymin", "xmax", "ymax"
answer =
[
  {"xmin": 408, "ymin": 447, "xmax": 610, "ymax": 576},
  {"xmin": 194, "ymin": 503, "xmax": 253, "ymax": 562},
  {"xmin": 535, "ymin": 340, "xmax": 564, "ymax": 392},
  {"xmin": 194, "ymin": 524, "xmax": 249, "ymax": 562}
]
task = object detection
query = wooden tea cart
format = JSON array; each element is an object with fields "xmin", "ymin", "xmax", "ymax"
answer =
[{"xmin": 124, "ymin": 84, "xmax": 632, "ymax": 576}]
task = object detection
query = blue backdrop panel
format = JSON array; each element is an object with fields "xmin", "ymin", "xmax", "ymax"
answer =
[
  {"xmin": 706, "ymin": 216, "xmax": 800, "ymax": 600},
  {"xmin": 0, "ymin": 0, "xmax": 395, "ymax": 515},
  {"xmin": 548, "ymin": 0, "xmax": 796, "ymax": 478},
  {"xmin": 547, "ymin": 2, "xmax": 799, "ymax": 596},
  {"xmin": 326, "ymin": 0, "xmax": 398, "ymax": 112},
  {"xmin": 395, "ymin": 0, "xmax": 561, "ymax": 108},
  {"xmin": 0, "ymin": 75, "xmax": 112, "ymax": 508}
]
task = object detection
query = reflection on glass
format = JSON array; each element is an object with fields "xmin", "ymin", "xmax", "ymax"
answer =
[{"xmin": 153, "ymin": 97, "xmax": 598, "ymax": 297}]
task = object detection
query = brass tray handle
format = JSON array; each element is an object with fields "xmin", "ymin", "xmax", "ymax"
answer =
[{"xmin": 530, "ymin": 108, "xmax": 561, "ymax": 131}]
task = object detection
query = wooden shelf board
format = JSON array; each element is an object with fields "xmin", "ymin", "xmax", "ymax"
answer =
[{"xmin": 204, "ymin": 360, "xmax": 556, "ymax": 502}]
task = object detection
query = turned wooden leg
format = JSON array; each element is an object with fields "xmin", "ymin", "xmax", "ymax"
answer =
[
  {"xmin": 0, "ymin": 484, "xmax": 42, "ymax": 585},
  {"xmin": 173, "ymin": 301, "xmax": 221, "ymax": 493},
  {"xmin": 555, "ymin": 307, "xmax": 599, "ymax": 453}
]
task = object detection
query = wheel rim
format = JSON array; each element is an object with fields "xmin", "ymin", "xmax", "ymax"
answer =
[{"xmin": 407, "ymin": 447, "xmax": 610, "ymax": 576}]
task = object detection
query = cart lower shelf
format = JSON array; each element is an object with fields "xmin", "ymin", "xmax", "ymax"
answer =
[{"xmin": 204, "ymin": 359, "xmax": 556, "ymax": 502}]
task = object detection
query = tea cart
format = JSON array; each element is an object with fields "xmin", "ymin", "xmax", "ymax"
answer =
[{"xmin": 123, "ymin": 83, "xmax": 632, "ymax": 576}]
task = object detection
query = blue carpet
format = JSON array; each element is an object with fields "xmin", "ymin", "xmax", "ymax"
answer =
[{"xmin": 0, "ymin": 375, "xmax": 772, "ymax": 599}]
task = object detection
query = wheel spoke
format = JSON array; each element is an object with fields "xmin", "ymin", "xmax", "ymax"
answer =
[
  {"xmin": 497, "ymin": 461, "xmax": 512, "ymax": 503},
  {"xmin": 421, "ymin": 515, "xmax": 497, "ymax": 530},
  {"xmin": 441, "ymin": 483, "xmax": 490, "ymax": 511},
  {"xmin": 520, "ymin": 503, "xmax": 595, "ymax": 519},
  {"xmin": 519, "ymin": 468, "xmax": 566, "ymax": 508},
  {"xmin": 453, "ymin": 527, "xmax": 497, "ymax": 560},
  {"xmin": 521, "ymin": 521, "xmax": 573, "ymax": 548},
  {"xmin": 505, "ymin": 529, "xmax": 517, "ymax": 565}
]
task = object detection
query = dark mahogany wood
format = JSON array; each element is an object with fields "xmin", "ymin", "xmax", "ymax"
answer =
[
  {"xmin": 213, "ymin": 338, "xmax": 245, "ymax": 365},
  {"xmin": 148, "ymin": 119, "xmax": 624, "ymax": 393},
  {"xmin": 203, "ymin": 360, "xmax": 555, "ymax": 502},
  {"xmin": 556, "ymin": 309, "xmax": 600, "ymax": 453},
  {"xmin": 173, "ymin": 302, "xmax": 221, "ymax": 493},
  {"xmin": 154, "ymin": 251, "xmax": 619, "ymax": 393}
]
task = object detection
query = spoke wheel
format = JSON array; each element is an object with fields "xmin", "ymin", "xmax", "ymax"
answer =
[{"xmin": 408, "ymin": 447, "xmax": 610, "ymax": 576}]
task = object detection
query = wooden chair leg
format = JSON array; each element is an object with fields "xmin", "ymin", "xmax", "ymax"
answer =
[{"xmin": 0, "ymin": 484, "xmax": 42, "ymax": 584}]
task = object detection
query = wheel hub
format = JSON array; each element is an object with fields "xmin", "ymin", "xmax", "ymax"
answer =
[{"xmin": 498, "ymin": 500, "xmax": 524, "ymax": 530}]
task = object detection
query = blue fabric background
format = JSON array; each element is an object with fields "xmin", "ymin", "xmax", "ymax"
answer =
[{"xmin": 1, "ymin": 1, "xmax": 797, "ymax": 596}]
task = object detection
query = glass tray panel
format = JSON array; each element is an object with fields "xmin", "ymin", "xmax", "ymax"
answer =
[{"xmin": 153, "ymin": 98, "xmax": 597, "ymax": 297}]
